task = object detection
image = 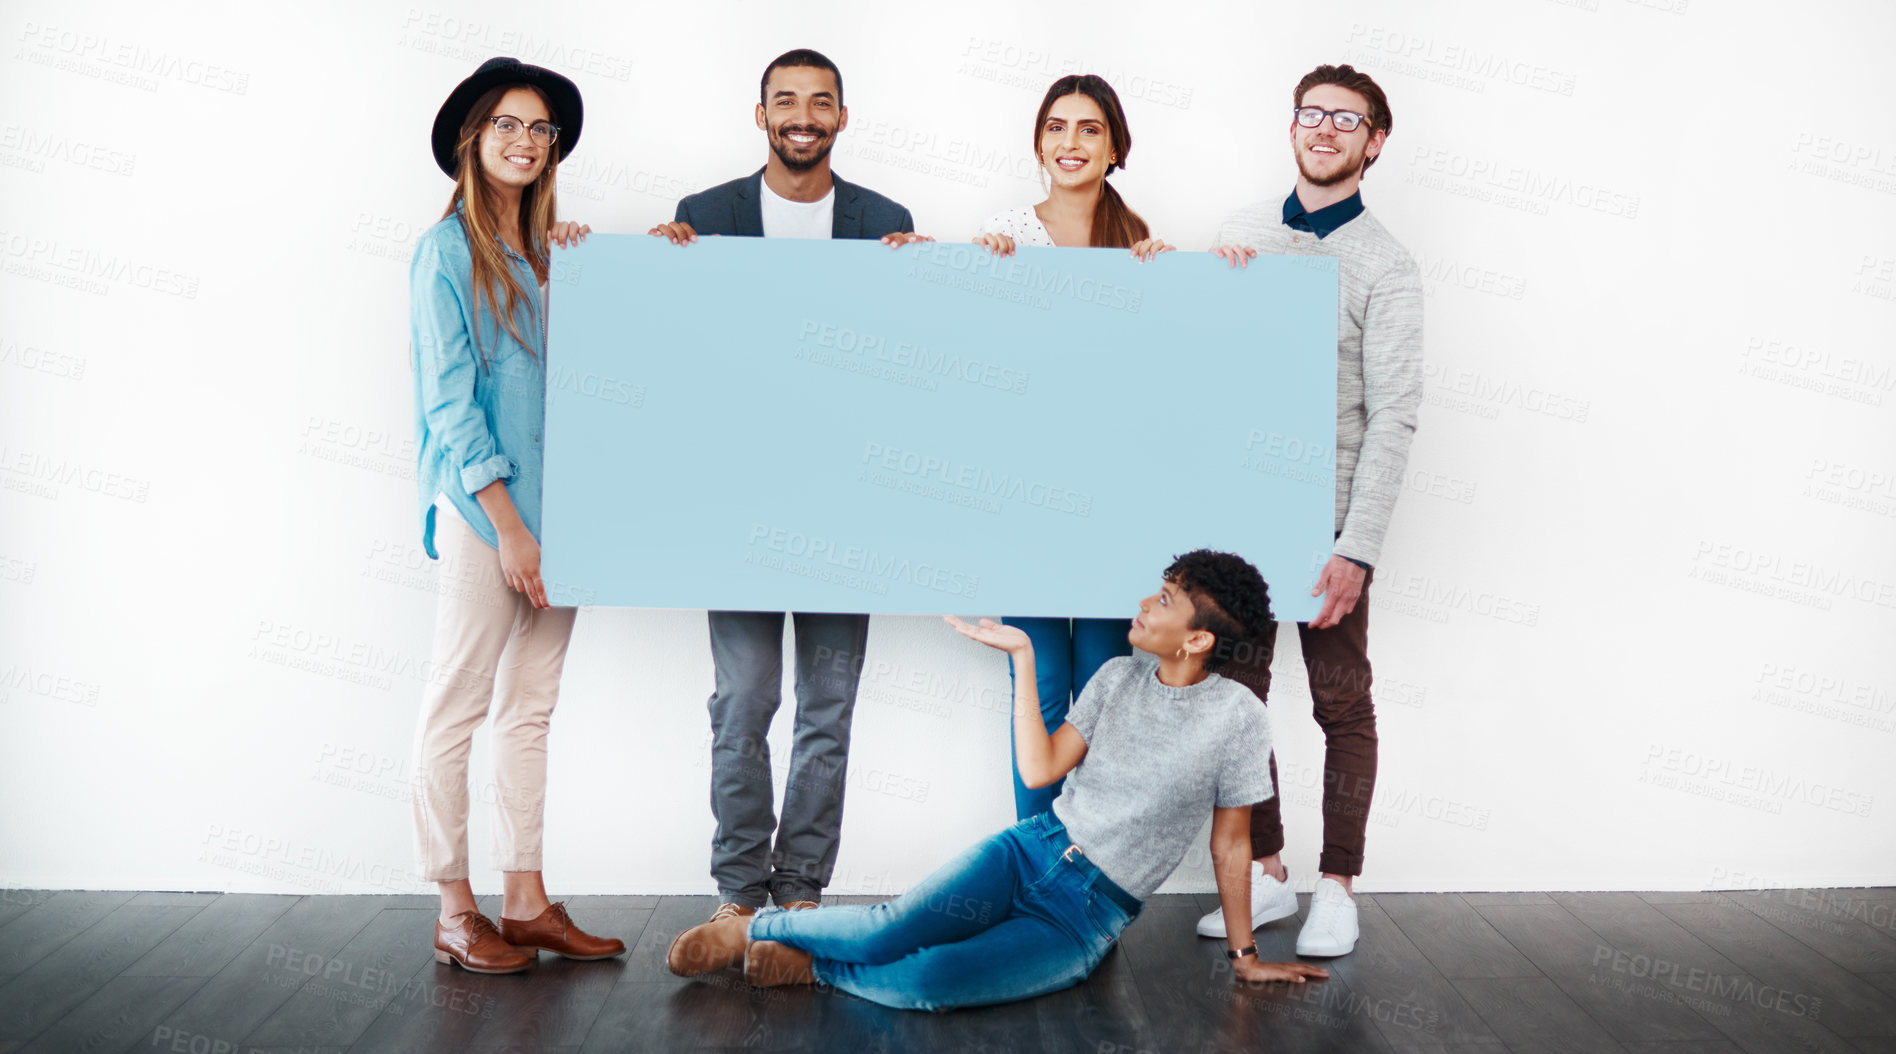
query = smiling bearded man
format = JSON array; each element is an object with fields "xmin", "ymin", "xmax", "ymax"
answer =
[{"xmin": 1199, "ymin": 62, "xmax": 1426, "ymax": 961}]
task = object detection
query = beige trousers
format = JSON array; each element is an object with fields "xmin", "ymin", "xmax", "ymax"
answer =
[{"xmin": 410, "ymin": 509, "xmax": 577, "ymax": 881}]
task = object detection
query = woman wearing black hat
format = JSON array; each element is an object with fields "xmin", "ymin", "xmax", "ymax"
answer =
[{"xmin": 408, "ymin": 57, "xmax": 620, "ymax": 974}]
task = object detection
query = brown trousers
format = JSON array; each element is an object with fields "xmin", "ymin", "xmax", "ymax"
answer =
[{"xmin": 1221, "ymin": 567, "xmax": 1377, "ymax": 876}]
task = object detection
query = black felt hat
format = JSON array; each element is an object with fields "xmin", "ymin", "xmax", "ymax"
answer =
[{"xmin": 431, "ymin": 57, "xmax": 584, "ymax": 178}]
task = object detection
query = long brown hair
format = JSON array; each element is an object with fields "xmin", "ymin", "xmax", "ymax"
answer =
[
  {"xmin": 1032, "ymin": 75, "xmax": 1149, "ymax": 248},
  {"xmin": 439, "ymin": 83, "xmax": 561, "ymax": 364}
]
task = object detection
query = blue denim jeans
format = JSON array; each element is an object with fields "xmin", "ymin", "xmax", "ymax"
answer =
[
  {"xmin": 747, "ymin": 812, "xmax": 1142, "ymax": 1011},
  {"xmin": 1002, "ymin": 617, "xmax": 1132, "ymax": 819}
]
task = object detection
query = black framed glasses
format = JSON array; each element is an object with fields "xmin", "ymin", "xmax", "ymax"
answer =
[
  {"xmin": 485, "ymin": 114, "xmax": 559, "ymax": 147},
  {"xmin": 1293, "ymin": 106, "xmax": 1368, "ymax": 133}
]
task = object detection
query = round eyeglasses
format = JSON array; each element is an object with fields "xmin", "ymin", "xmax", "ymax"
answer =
[
  {"xmin": 485, "ymin": 115, "xmax": 559, "ymax": 148},
  {"xmin": 1293, "ymin": 106, "xmax": 1367, "ymax": 133}
]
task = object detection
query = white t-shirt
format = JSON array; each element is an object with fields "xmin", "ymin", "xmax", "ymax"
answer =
[
  {"xmin": 761, "ymin": 181, "xmax": 835, "ymax": 240},
  {"xmin": 977, "ymin": 205, "xmax": 1058, "ymax": 247}
]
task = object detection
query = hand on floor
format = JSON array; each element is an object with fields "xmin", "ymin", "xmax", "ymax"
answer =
[{"xmin": 1233, "ymin": 959, "xmax": 1329, "ymax": 985}]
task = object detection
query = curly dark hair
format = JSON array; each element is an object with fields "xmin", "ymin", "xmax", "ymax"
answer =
[{"xmin": 1162, "ymin": 549, "xmax": 1274, "ymax": 672}]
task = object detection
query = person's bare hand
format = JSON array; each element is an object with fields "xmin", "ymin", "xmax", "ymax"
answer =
[
  {"xmin": 943, "ymin": 615, "xmax": 1032, "ymax": 657},
  {"xmin": 1234, "ymin": 958, "xmax": 1329, "ymax": 985},
  {"xmin": 548, "ymin": 221, "xmax": 591, "ymax": 249},
  {"xmin": 1212, "ymin": 245, "xmax": 1258, "ymax": 269},
  {"xmin": 973, "ymin": 232, "xmax": 1017, "ymax": 257},
  {"xmin": 647, "ymin": 221, "xmax": 698, "ymax": 245},
  {"xmin": 1308, "ymin": 555, "xmax": 1367, "ymax": 630},
  {"xmin": 1129, "ymin": 237, "xmax": 1175, "ymax": 262},
  {"xmin": 496, "ymin": 526, "xmax": 549, "ymax": 609},
  {"xmin": 882, "ymin": 231, "xmax": 935, "ymax": 248}
]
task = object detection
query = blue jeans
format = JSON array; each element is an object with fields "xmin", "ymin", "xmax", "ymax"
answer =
[
  {"xmin": 1003, "ymin": 617, "xmax": 1131, "ymax": 819},
  {"xmin": 747, "ymin": 812, "xmax": 1141, "ymax": 1012}
]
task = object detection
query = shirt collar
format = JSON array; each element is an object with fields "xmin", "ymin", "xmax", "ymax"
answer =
[
  {"xmin": 453, "ymin": 198, "xmax": 530, "ymax": 263},
  {"xmin": 1282, "ymin": 188, "xmax": 1364, "ymax": 239}
]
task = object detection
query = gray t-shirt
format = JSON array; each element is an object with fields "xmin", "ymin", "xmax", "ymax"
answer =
[{"xmin": 1049, "ymin": 653, "xmax": 1274, "ymax": 900}]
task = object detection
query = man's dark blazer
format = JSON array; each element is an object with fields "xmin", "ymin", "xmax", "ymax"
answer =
[{"xmin": 674, "ymin": 166, "xmax": 914, "ymax": 239}]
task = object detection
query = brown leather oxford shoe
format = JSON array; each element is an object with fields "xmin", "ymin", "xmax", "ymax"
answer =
[
  {"xmin": 499, "ymin": 901, "xmax": 626, "ymax": 960},
  {"xmin": 434, "ymin": 910, "xmax": 534, "ymax": 974}
]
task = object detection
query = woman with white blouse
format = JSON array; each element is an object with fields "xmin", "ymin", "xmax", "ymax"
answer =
[{"xmin": 975, "ymin": 74, "xmax": 1174, "ymax": 822}]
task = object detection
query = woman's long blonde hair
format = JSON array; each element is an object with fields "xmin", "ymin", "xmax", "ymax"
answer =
[{"xmin": 440, "ymin": 83, "xmax": 561, "ymax": 365}]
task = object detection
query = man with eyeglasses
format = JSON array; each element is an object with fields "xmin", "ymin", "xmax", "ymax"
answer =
[{"xmin": 1198, "ymin": 64, "xmax": 1424, "ymax": 958}]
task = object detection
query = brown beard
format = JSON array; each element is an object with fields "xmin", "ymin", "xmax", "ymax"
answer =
[
  {"xmin": 1295, "ymin": 142, "xmax": 1364, "ymax": 188},
  {"xmin": 768, "ymin": 120, "xmax": 834, "ymax": 173}
]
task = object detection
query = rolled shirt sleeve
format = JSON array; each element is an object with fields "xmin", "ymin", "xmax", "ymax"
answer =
[{"xmin": 411, "ymin": 243, "xmax": 518, "ymax": 499}]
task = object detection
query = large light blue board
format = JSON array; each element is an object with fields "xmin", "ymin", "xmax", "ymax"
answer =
[{"xmin": 541, "ymin": 236, "xmax": 1337, "ymax": 621}]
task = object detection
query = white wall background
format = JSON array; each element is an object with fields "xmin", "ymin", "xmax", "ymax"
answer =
[{"xmin": 3, "ymin": 0, "xmax": 1892, "ymax": 897}]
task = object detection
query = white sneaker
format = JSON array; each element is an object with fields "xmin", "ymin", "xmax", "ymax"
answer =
[
  {"xmin": 1194, "ymin": 862, "xmax": 1298, "ymax": 938},
  {"xmin": 1295, "ymin": 877, "xmax": 1359, "ymax": 956}
]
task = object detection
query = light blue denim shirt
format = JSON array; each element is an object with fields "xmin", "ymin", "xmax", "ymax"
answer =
[{"xmin": 409, "ymin": 209, "xmax": 546, "ymax": 559}]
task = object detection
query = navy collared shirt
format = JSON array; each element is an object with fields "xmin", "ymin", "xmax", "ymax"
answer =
[
  {"xmin": 1282, "ymin": 189, "xmax": 1364, "ymax": 240},
  {"xmin": 1284, "ymin": 187, "xmax": 1375, "ymax": 574}
]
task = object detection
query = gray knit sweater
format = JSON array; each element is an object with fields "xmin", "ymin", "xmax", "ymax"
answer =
[{"xmin": 1211, "ymin": 203, "xmax": 1424, "ymax": 567}]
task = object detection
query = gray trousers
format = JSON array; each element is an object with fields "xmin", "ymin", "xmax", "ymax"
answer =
[{"xmin": 706, "ymin": 610, "xmax": 870, "ymax": 907}]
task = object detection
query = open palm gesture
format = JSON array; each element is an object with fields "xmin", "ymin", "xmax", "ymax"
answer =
[{"xmin": 943, "ymin": 615, "xmax": 1032, "ymax": 657}]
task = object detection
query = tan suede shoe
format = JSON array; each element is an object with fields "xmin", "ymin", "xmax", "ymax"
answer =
[
  {"xmin": 666, "ymin": 903, "xmax": 752, "ymax": 976},
  {"xmin": 744, "ymin": 939, "xmax": 815, "ymax": 987},
  {"xmin": 499, "ymin": 901, "xmax": 626, "ymax": 960},
  {"xmin": 434, "ymin": 910, "xmax": 533, "ymax": 974},
  {"xmin": 778, "ymin": 900, "xmax": 820, "ymax": 910}
]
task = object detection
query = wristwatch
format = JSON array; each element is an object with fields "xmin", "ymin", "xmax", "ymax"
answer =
[{"xmin": 1226, "ymin": 946, "xmax": 1257, "ymax": 960}]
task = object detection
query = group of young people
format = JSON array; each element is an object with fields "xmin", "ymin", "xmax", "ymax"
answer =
[{"xmin": 406, "ymin": 47, "xmax": 1424, "ymax": 1011}]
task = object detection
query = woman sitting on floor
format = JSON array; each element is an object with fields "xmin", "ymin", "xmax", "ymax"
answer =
[{"xmin": 666, "ymin": 549, "xmax": 1328, "ymax": 1010}]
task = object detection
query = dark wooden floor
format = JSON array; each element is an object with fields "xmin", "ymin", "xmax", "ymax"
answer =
[{"xmin": 1, "ymin": 886, "xmax": 1894, "ymax": 1053}]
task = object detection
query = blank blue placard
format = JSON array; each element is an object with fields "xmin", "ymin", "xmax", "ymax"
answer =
[{"xmin": 540, "ymin": 236, "xmax": 1337, "ymax": 622}]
